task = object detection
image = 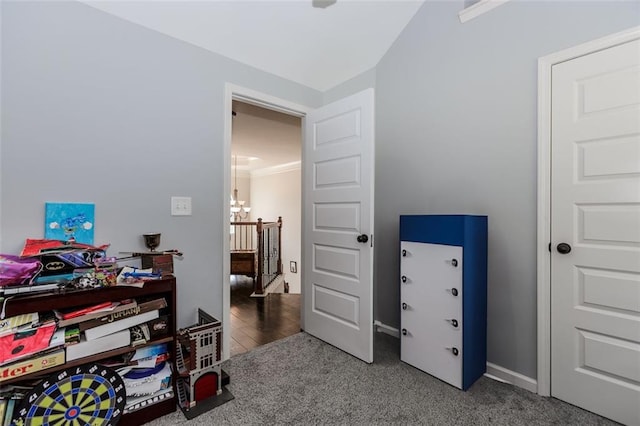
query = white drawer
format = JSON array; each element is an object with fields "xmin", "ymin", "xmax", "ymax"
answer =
[
  {"xmin": 401, "ymin": 285, "xmax": 461, "ymax": 319},
  {"xmin": 401, "ymin": 241, "xmax": 462, "ymax": 294},
  {"xmin": 400, "ymin": 241, "xmax": 464, "ymax": 388},
  {"xmin": 401, "ymin": 310, "xmax": 463, "ymax": 387}
]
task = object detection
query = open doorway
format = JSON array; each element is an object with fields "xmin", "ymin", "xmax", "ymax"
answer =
[
  {"xmin": 229, "ymin": 100, "xmax": 302, "ymax": 356},
  {"xmin": 223, "ymin": 85, "xmax": 375, "ymax": 363}
]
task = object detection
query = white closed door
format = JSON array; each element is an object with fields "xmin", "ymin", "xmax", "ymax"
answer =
[
  {"xmin": 303, "ymin": 88, "xmax": 374, "ymax": 363},
  {"xmin": 551, "ymin": 38, "xmax": 640, "ymax": 425}
]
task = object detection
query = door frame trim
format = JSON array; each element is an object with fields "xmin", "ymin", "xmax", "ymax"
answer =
[
  {"xmin": 536, "ymin": 26, "xmax": 640, "ymax": 397},
  {"xmin": 222, "ymin": 83, "xmax": 311, "ymax": 360}
]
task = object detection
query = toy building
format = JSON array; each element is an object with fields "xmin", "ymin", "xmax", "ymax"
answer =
[{"xmin": 175, "ymin": 309, "xmax": 223, "ymax": 410}]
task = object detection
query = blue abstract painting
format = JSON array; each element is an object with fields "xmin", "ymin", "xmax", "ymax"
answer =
[{"xmin": 45, "ymin": 202, "xmax": 95, "ymax": 244}]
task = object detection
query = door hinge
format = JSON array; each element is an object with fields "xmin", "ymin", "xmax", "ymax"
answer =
[
  {"xmin": 548, "ymin": 242, "xmax": 551, "ymax": 252},
  {"xmin": 370, "ymin": 234, "xmax": 373, "ymax": 247}
]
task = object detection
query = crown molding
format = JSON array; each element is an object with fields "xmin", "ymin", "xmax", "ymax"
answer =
[
  {"xmin": 458, "ymin": 0, "xmax": 511, "ymax": 23},
  {"xmin": 251, "ymin": 161, "xmax": 301, "ymax": 178}
]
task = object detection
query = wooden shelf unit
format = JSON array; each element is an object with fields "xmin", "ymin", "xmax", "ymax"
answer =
[{"xmin": 2, "ymin": 277, "xmax": 178, "ymax": 425}]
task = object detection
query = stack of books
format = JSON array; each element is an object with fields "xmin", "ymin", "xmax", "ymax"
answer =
[
  {"xmin": 0, "ymin": 297, "xmax": 168, "ymax": 379},
  {"xmin": 55, "ymin": 298, "xmax": 167, "ymax": 361},
  {"xmin": 118, "ymin": 343, "xmax": 174, "ymax": 414},
  {"xmin": 0, "ymin": 315, "xmax": 66, "ymax": 422},
  {"xmin": 0, "ymin": 312, "xmax": 61, "ymax": 374}
]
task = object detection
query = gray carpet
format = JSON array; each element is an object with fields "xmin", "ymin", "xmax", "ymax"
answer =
[{"xmin": 144, "ymin": 332, "xmax": 616, "ymax": 425}]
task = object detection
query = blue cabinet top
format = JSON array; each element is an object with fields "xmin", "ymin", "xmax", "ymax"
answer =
[{"xmin": 400, "ymin": 215, "xmax": 487, "ymax": 247}]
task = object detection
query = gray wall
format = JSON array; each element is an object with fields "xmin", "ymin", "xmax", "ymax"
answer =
[
  {"xmin": 323, "ymin": 67, "xmax": 376, "ymax": 105},
  {"xmin": 0, "ymin": 0, "xmax": 3, "ymax": 248},
  {"xmin": 1, "ymin": 1, "xmax": 321, "ymax": 328},
  {"xmin": 374, "ymin": 0, "xmax": 640, "ymax": 378}
]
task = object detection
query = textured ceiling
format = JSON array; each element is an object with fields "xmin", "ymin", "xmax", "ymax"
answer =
[{"xmin": 81, "ymin": 0, "xmax": 425, "ymax": 91}]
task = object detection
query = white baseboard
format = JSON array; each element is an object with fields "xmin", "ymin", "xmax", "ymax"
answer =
[
  {"xmin": 373, "ymin": 320, "xmax": 400, "ymax": 338},
  {"xmin": 250, "ymin": 275, "xmax": 285, "ymax": 298},
  {"xmin": 485, "ymin": 362, "xmax": 537, "ymax": 393}
]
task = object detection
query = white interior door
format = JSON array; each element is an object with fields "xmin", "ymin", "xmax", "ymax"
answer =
[
  {"xmin": 551, "ymin": 38, "xmax": 640, "ymax": 425},
  {"xmin": 303, "ymin": 88, "xmax": 374, "ymax": 363}
]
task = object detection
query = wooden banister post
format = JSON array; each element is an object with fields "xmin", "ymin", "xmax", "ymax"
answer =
[
  {"xmin": 277, "ymin": 216, "xmax": 283, "ymax": 276},
  {"xmin": 255, "ymin": 218, "xmax": 264, "ymax": 295}
]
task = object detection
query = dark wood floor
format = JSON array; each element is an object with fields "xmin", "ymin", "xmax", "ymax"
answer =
[{"xmin": 230, "ymin": 275, "xmax": 301, "ymax": 357}]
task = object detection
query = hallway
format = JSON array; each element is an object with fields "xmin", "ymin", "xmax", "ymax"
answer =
[{"xmin": 230, "ymin": 275, "xmax": 301, "ymax": 356}]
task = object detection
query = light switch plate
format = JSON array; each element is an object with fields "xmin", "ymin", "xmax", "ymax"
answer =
[{"xmin": 171, "ymin": 196, "xmax": 192, "ymax": 216}]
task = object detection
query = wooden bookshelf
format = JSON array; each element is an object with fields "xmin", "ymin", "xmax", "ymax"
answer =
[{"xmin": 1, "ymin": 277, "xmax": 178, "ymax": 425}]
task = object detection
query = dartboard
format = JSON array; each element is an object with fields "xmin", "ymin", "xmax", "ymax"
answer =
[{"xmin": 13, "ymin": 363, "xmax": 126, "ymax": 426}]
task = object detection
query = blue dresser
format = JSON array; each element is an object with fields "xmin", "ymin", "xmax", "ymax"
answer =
[{"xmin": 399, "ymin": 215, "xmax": 487, "ymax": 390}]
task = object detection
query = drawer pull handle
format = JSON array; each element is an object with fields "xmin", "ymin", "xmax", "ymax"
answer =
[
  {"xmin": 402, "ymin": 303, "xmax": 408, "ymax": 310},
  {"xmin": 402, "ymin": 328, "xmax": 408, "ymax": 336},
  {"xmin": 401, "ymin": 276, "xmax": 407, "ymax": 283},
  {"xmin": 451, "ymin": 258, "xmax": 458, "ymax": 267},
  {"xmin": 451, "ymin": 288, "xmax": 458, "ymax": 297},
  {"xmin": 402, "ymin": 249, "xmax": 407, "ymax": 257},
  {"xmin": 450, "ymin": 319, "xmax": 458, "ymax": 328},
  {"xmin": 452, "ymin": 347, "xmax": 459, "ymax": 356}
]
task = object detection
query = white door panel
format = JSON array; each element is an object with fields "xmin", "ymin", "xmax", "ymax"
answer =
[
  {"xmin": 580, "ymin": 65, "xmax": 640, "ymax": 113},
  {"xmin": 312, "ymin": 244, "xmax": 360, "ymax": 281},
  {"xmin": 577, "ymin": 204, "xmax": 640, "ymax": 245},
  {"xmin": 578, "ymin": 267, "xmax": 640, "ymax": 313},
  {"xmin": 578, "ymin": 134, "xmax": 640, "ymax": 178},
  {"xmin": 311, "ymin": 284, "xmax": 360, "ymax": 327},
  {"xmin": 313, "ymin": 108, "xmax": 361, "ymax": 147},
  {"xmin": 314, "ymin": 203, "xmax": 360, "ymax": 233},
  {"xmin": 303, "ymin": 89, "xmax": 374, "ymax": 363},
  {"xmin": 579, "ymin": 331, "xmax": 640, "ymax": 383},
  {"xmin": 314, "ymin": 156, "xmax": 361, "ymax": 187},
  {"xmin": 551, "ymin": 38, "xmax": 640, "ymax": 426}
]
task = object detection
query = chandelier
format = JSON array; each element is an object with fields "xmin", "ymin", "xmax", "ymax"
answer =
[{"xmin": 230, "ymin": 155, "xmax": 251, "ymax": 221}]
